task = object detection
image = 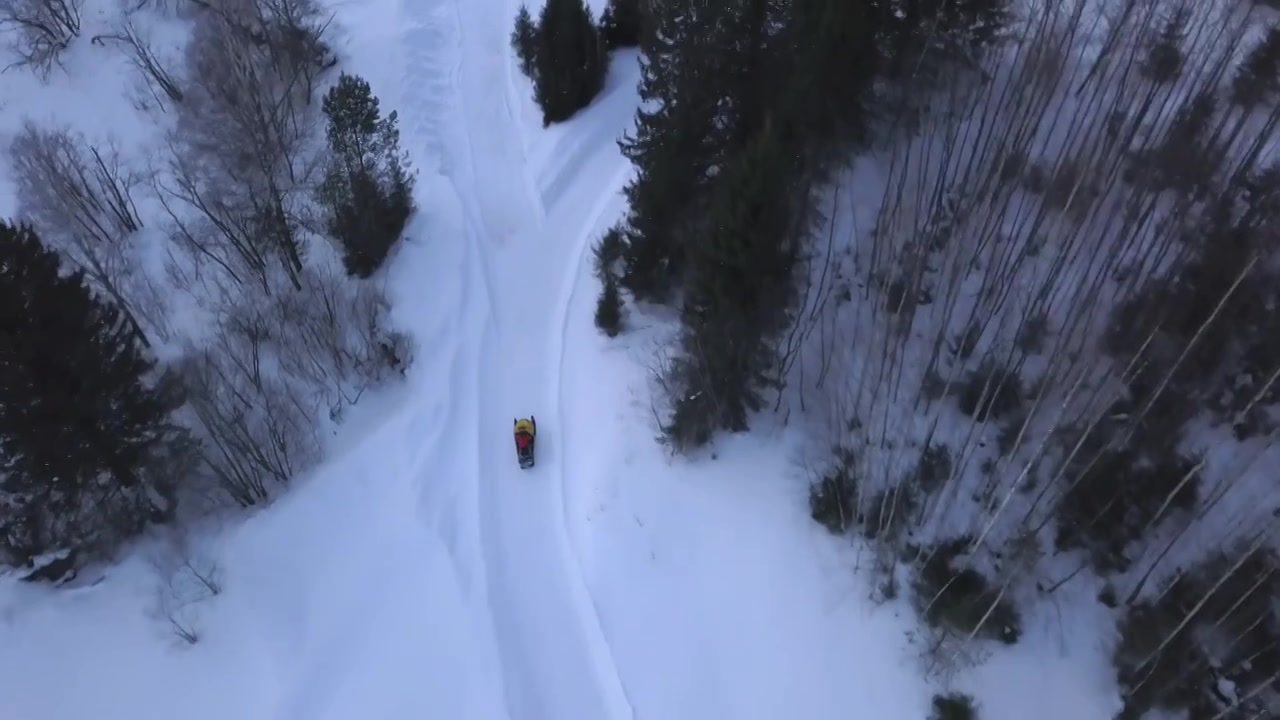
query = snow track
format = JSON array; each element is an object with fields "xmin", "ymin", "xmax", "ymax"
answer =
[{"xmin": 398, "ymin": 0, "xmax": 639, "ymax": 717}]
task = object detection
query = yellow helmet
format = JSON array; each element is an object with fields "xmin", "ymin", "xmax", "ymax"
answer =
[{"xmin": 514, "ymin": 418, "xmax": 534, "ymax": 434}]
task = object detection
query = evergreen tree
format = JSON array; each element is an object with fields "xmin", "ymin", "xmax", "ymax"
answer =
[
  {"xmin": 616, "ymin": 0, "xmax": 726, "ymax": 302},
  {"xmin": 511, "ymin": 5, "xmax": 539, "ymax": 80},
  {"xmin": 598, "ymin": 0, "xmax": 642, "ymax": 50},
  {"xmin": 595, "ymin": 272, "xmax": 624, "ymax": 337},
  {"xmin": 665, "ymin": 123, "xmax": 800, "ymax": 449},
  {"xmin": 778, "ymin": 0, "xmax": 881, "ymax": 152},
  {"xmin": 318, "ymin": 73, "xmax": 415, "ymax": 279},
  {"xmin": 532, "ymin": 0, "xmax": 608, "ymax": 125},
  {"xmin": 0, "ymin": 221, "xmax": 192, "ymax": 568}
]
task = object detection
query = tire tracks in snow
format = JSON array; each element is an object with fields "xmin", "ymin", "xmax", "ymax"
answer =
[
  {"xmin": 398, "ymin": 0, "xmax": 517, "ymax": 717},
  {"xmin": 399, "ymin": 0, "xmax": 633, "ymax": 717},
  {"xmin": 549, "ymin": 160, "xmax": 638, "ymax": 715}
]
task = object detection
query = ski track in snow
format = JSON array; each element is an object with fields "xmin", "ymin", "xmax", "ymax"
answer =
[{"xmin": 398, "ymin": 0, "xmax": 637, "ymax": 717}]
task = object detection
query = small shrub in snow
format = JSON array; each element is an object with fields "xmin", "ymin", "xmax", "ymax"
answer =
[
  {"xmin": 912, "ymin": 537, "xmax": 1021, "ymax": 645},
  {"xmin": 955, "ymin": 361, "xmax": 1022, "ymax": 422},
  {"xmin": 913, "ymin": 443, "xmax": 953, "ymax": 495},
  {"xmin": 1014, "ymin": 312, "xmax": 1048, "ymax": 354},
  {"xmin": 149, "ymin": 533, "xmax": 223, "ymax": 647},
  {"xmin": 810, "ymin": 447, "xmax": 858, "ymax": 533},
  {"xmin": 1140, "ymin": 7, "xmax": 1188, "ymax": 86},
  {"xmin": 995, "ymin": 412, "xmax": 1030, "ymax": 458},
  {"xmin": 929, "ymin": 692, "xmax": 978, "ymax": 720}
]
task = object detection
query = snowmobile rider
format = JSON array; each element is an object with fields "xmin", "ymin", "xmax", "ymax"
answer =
[{"xmin": 514, "ymin": 416, "xmax": 536, "ymax": 466}]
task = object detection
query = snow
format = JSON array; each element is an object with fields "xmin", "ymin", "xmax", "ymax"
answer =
[{"xmin": 0, "ymin": 0, "xmax": 1131, "ymax": 718}]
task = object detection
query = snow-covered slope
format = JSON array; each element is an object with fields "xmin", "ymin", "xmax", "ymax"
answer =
[{"xmin": 0, "ymin": 0, "xmax": 1128, "ymax": 717}]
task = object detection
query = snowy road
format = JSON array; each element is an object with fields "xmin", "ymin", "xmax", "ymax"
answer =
[{"xmin": 398, "ymin": 0, "xmax": 640, "ymax": 716}]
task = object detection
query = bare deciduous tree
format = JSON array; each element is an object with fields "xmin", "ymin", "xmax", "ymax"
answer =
[
  {"xmin": 162, "ymin": 0, "xmax": 335, "ymax": 292},
  {"xmin": 274, "ymin": 264, "xmax": 411, "ymax": 419},
  {"xmin": 8, "ymin": 122, "xmax": 157, "ymax": 345},
  {"xmin": 91, "ymin": 15, "xmax": 184, "ymax": 109},
  {"xmin": 0, "ymin": 0, "xmax": 81, "ymax": 76}
]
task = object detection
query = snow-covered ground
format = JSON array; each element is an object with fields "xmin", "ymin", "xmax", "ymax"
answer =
[{"xmin": 0, "ymin": 0, "xmax": 1126, "ymax": 717}]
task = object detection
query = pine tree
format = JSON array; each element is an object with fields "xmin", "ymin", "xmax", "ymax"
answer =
[
  {"xmin": 599, "ymin": 0, "xmax": 642, "ymax": 50},
  {"xmin": 511, "ymin": 5, "xmax": 539, "ymax": 79},
  {"xmin": 595, "ymin": 272, "xmax": 624, "ymax": 336},
  {"xmin": 778, "ymin": 0, "xmax": 881, "ymax": 151},
  {"xmin": 665, "ymin": 123, "xmax": 800, "ymax": 449},
  {"xmin": 532, "ymin": 0, "xmax": 608, "ymax": 125},
  {"xmin": 0, "ymin": 221, "xmax": 192, "ymax": 568},
  {"xmin": 318, "ymin": 73, "xmax": 415, "ymax": 279},
  {"xmin": 616, "ymin": 0, "xmax": 726, "ymax": 302}
]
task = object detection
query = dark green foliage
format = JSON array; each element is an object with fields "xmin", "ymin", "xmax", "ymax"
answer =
[
  {"xmin": 318, "ymin": 73, "xmax": 414, "ymax": 279},
  {"xmin": 592, "ymin": 225, "xmax": 625, "ymax": 283},
  {"xmin": 511, "ymin": 5, "xmax": 539, "ymax": 79},
  {"xmin": 956, "ymin": 361, "xmax": 1023, "ymax": 422},
  {"xmin": 930, "ymin": 692, "xmax": 978, "ymax": 720},
  {"xmin": 1052, "ymin": 420, "xmax": 1201, "ymax": 574},
  {"xmin": 1141, "ymin": 7, "xmax": 1189, "ymax": 85},
  {"xmin": 0, "ymin": 222, "xmax": 193, "ymax": 569},
  {"xmin": 913, "ymin": 442, "xmax": 953, "ymax": 494},
  {"xmin": 595, "ymin": 273, "xmax": 624, "ymax": 337},
  {"xmin": 598, "ymin": 0, "xmax": 642, "ymax": 50},
  {"xmin": 1104, "ymin": 181, "xmax": 1280, "ymax": 424},
  {"xmin": 530, "ymin": 0, "xmax": 608, "ymax": 126},
  {"xmin": 1015, "ymin": 313, "xmax": 1049, "ymax": 354},
  {"xmin": 876, "ymin": 0, "xmax": 1010, "ymax": 81},
  {"xmin": 778, "ymin": 0, "xmax": 881, "ymax": 150},
  {"xmin": 1114, "ymin": 549, "xmax": 1280, "ymax": 720},
  {"xmin": 592, "ymin": 227, "xmax": 626, "ymax": 337},
  {"xmin": 1130, "ymin": 90, "xmax": 1220, "ymax": 196},
  {"xmin": 663, "ymin": 124, "xmax": 801, "ymax": 449},
  {"xmin": 913, "ymin": 536, "xmax": 1022, "ymax": 645},
  {"xmin": 1113, "ymin": 581, "xmax": 1214, "ymax": 720},
  {"xmin": 615, "ymin": 1, "xmax": 726, "ymax": 301}
]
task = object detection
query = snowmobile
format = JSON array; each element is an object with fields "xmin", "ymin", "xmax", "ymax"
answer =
[{"xmin": 514, "ymin": 416, "xmax": 537, "ymax": 469}]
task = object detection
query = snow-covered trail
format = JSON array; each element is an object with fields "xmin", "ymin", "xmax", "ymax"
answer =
[{"xmin": 397, "ymin": 0, "xmax": 641, "ymax": 716}]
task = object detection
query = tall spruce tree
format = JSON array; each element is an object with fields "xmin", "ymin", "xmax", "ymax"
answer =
[
  {"xmin": 532, "ymin": 0, "xmax": 608, "ymax": 125},
  {"xmin": 616, "ymin": 0, "xmax": 726, "ymax": 302},
  {"xmin": 666, "ymin": 122, "xmax": 801, "ymax": 449},
  {"xmin": 778, "ymin": 0, "xmax": 881, "ymax": 152},
  {"xmin": 511, "ymin": 5, "xmax": 540, "ymax": 79},
  {"xmin": 0, "ymin": 221, "xmax": 190, "ymax": 568},
  {"xmin": 318, "ymin": 73, "xmax": 415, "ymax": 279}
]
